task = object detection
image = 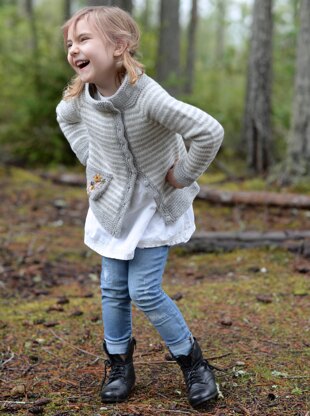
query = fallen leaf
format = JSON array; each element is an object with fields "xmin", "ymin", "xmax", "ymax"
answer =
[
  {"xmin": 220, "ymin": 317, "xmax": 233, "ymax": 326},
  {"xmin": 256, "ymin": 294, "xmax": 273, "ymax": 303},
  {"xmin": 70, "ymin": 310, "xmax": 83, "ymax": 317},
  {"xmin": 171, "ymin": 292, "xmax": 183, "ymax": 301},
  {"xmin": 28, "ymin": 406, "xmax": 44, "ymax": 414},
  {"xmin": 57, "ymin": 296, "xmax": 70, "ymax": 305},
  {"xmin": 34, "ymin": 398, "xmax": 51, "ymax": 406},
  {"xmin": 43, "ymin": 321, "xmax": 59, "ymax": 328},
  {"xmin": 10, "ymin": 385, "xmax": 26, "ymax": 397}
]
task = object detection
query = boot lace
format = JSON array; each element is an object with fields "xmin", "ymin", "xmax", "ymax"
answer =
[
  {"xmin": 101, "ymin": 359, "xmax": 126, "ymax": 389},
  {"xmin": 185, "ymin": 359, "xmax": 216, "ymax": 389}
]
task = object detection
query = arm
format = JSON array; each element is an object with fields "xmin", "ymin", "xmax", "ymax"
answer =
[
  {"xmin": 144, "ymin": 80, "xmax": 224, "ymax": 187},
  {"xmin": 56, "ymin": 98, "xmax": 89, "ymax": 166}
]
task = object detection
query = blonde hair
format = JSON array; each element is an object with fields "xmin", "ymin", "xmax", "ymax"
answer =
[{"xmin": 62, "ymin": 6, "xmax": 144, "ymax": 99}]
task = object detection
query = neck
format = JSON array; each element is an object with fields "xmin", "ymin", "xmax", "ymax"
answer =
[
  {"xmin": 96, "ymin": 84, "xmax": 118, "ymax": 97},
  {"xmin": 96, "ymin": 73, "xmax": 124, "ymax": 97}
]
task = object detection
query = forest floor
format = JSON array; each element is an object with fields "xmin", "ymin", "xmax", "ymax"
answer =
[{"xmin": 0, "ymin": 166, "xmax": 309, "ymax": 416}]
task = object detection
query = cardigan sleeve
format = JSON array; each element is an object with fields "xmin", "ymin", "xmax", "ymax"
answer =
[
  {"xmin": 143, "ymin": 80, "xmax": 224, "ymax": 187},
  {"xmin": 56, "ymin": 98, "xmax": 89, "ymax": 166}
]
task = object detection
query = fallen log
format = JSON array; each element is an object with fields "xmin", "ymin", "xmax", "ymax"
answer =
[
  {"xmin": 178, "ymin": 230, "xmax": 310, "ymax": 257},
  {"xmin": 42, "ymin": 172, "xmax": 310, "ymax": 210},
  {"xmin": 198, "ymin": 187, "xmax": 310, "ymax": 209},
  {"xmin": 41, "ymin": 172, "xmax": 85, "ymax": 187}
]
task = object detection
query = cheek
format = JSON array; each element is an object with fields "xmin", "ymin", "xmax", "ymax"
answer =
[{"xmin": 67, "ymin": 54, "xmax": 74, "ymax": 66}]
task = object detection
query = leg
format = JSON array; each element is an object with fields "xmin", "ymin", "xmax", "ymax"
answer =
[
  {"xmin": 100, "ymin": 256, "xmax": 132, "ymax": 354},
  {"xmin": 128, "ymin": 246, "xmax": 193, "ymax": 356},
  {"xmin": 100, "ymin": 257, "xmax": 136, "ymax": 403},
  {"xmin": 128, "ymin": 247, "xmax": 218, "ymax": 408}
]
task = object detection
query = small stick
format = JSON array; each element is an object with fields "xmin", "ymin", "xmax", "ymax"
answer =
[
  {"xmin": 207, "ymin": 352, "xmax": 231, "ymax": 360},
  {"xmin": 49, "ymin": 329, "xmax": 102, "ymax": 359},
  {"xmin": 1, "ymin": 353, "xmax": 15, "ymax": 367}
]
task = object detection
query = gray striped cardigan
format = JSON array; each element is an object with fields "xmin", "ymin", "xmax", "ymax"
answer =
[{"xmin": 56, "ymin": 74, "xmax": 224, "ymax": 238}]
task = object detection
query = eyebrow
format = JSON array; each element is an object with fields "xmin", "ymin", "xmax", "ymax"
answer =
[
  {"xmin": 77, "ymin": 32, "xmax": 92, "ymax": 38},
  {"xmin": 67, "ymin": 32, "xmax": 92, "ymax": 44}
]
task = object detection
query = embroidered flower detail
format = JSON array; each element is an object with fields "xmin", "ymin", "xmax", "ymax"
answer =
[{"xmin": 87, "ymin": 173, "xmax": 106, "ymax": 195}]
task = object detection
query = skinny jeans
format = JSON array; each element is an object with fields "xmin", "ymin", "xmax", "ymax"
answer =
[{"xmin": 100, "ymin": 246, "xmax": 192, "ymax": 356}]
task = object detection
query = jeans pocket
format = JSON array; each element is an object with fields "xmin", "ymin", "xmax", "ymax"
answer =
[{"xmin": 86, "ymin": 165, "xmax": 113, "ymax": 201}]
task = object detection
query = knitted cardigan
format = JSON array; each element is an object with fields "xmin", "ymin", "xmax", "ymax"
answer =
[{"xmin": 56, "ymin": 74, "xmax": 224, "ymax": 238}]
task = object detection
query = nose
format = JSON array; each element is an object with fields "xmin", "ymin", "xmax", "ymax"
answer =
[{"xmin": 69, "ymin": 43, "xmax": 79, "ymax": 56}]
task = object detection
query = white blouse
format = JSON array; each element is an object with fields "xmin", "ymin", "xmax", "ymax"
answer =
[{"xmin": 84, "ymin": 180, "xmax": 195, "ymax": 260}]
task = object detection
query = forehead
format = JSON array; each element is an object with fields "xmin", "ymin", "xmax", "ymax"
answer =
[{"xmin": 67, "ymin": 16, "xmax": 93, "ymax": 39}]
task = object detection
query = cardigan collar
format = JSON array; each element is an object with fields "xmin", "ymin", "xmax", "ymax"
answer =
[{"xmin": 84, "ymin": 73, "xmax": 147, "ymax": 113}]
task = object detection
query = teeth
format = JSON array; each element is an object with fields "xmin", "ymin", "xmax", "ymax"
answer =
[{"xmin": 76, "ymin": 60, "xmax": 89, "ymax": 69}]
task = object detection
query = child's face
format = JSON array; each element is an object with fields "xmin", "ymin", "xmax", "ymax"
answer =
[{"xmin": 66, "ymin": 17, "xmax": 120, "ymax": 95}]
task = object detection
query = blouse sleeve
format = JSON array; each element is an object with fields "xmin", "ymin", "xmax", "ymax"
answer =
[
  {"xmin": 56, "ymin": 98, "xmax": 89, "ymax": 166},
  {"xmin": 143, "ymin": 80, "xmax": 224, "ymax": 187}
]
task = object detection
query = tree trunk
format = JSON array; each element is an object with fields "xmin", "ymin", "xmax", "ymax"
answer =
[
  {"xmin": 87, "ymin": 0, "xmax": 110, "ymax": 6},
  {"xmin": 156, "ymin": 0, "xmax": 180, "ymax": 96},
  {"xmin": 214, "ymin": 0, "xmax": 226, "ymax": 65},
  {"xmin": 113, "ymin": 0, "xmax": 133, "ymax": 13},
  {"xmin": 141, "ymin": 0, "xmax": 152, "ymax": 29},
  {"xmin": 184, "ymin": 0, "xmax": 198, "ymax": 94},
  {"xmin": 241, "ymin": 0, "xmax": 273, "ymax": 174},
  {"xmin": 64, "ymin": 0, "xmax": 71, "ymax": 20},
  {"xmin": 87, "ymin": 0, "xmax": 132, "ymax": 13},
  {"xmin": 24, "ymin": 0, "xmax": 41, "ymax": 95},
  {"xmin": 286, "ymin": 0, "xmax": 310, "ymax": 179}
]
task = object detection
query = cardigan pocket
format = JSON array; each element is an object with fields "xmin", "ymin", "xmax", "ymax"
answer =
[{"xmin": 86, "ymin": 166, "xmax": 113, "ymax": 201}]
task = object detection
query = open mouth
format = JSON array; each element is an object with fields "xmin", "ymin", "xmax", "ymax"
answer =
[{"xmin": 76, "ymin": 60, "xmax": 90, "ymax": 69}]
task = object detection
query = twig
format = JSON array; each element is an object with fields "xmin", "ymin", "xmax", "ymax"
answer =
[
  {"xmin": 127, "ymin": 403, "xmax": 195, "ymax": 415},
  {"xmin": 0, "ymin": 378, "xmax": 10, "ymax": 384},
  {"xmin": 238, "ymin": 405, "xmax": 251, "ymax": 416},
  {"xmin": 155, "ymin": 410, "xmax": 193, "ymax": 414},
  {"xmin": 48, "ymin": 330, "xmax": 230, "ymax": 370},
  {"xmin": 54, "ymin": 378, "xmax": 79, "ymax": 387},
  {"xmin": 207, "ymin": 352, "xmax": 231, "ymax": 360},
  {"xmin": 0, "ymin": 400, "xmax": 29, "ymax": 404},
  {"xmin": 41, "ymin": 347, "xmax": 60, "ymax": 359},
  {"xmin": 22, "ymin": 363, "xmax": 40, "ymax": 376},
  {"xmin": 1, "ymin": 353, "xmax": 15, "ymax": 367},
  {"xmin": 135, "ymin": 360, "xmax": 176, "ymax": 365},
  {"xmin": 48, "ymin": 329, "xmax": 102, "ymax": 359}
]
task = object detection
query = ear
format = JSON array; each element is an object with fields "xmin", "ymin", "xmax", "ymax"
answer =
[{"xmin": 113, "ymin": 41, "xmax": 127, "ymax": 57}]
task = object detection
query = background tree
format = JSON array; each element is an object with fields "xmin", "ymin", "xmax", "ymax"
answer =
[
  {"xmin": 286, "ymin": 0, "xmax": 310, "ymax": 179},
  {"xmin": 87, "ymin": 0, "xmax": 132, "ymax": 13},
  {"xmin": 24, "ymin": 0, "xmax": 41, "ymax": 95},
  {"xmin": 141, "ymin": 0, "xmax": 152, "ymax": 30},
  {"xmin": 64, "ymin": 0, "xmax": 71, "ymax": 20},
  {"xmin": 156, "ymin": 0, "xmax": 180, "ymax": 95},
  {"xmin": 184, "ymin": 0, "xmax": 198, "ymax": 94},
  {"xmin": 87, "ymin": 0, "xmax": 109, "ymax": 6},
  {"xmin": 113, "ymin": 0, "xmax": 132, "ymax": 13},
  {"xmin": 241, "ymin": 0, "xmax": 273, "ymax": 174},
  {"xmin": 214, "ymin": 0, "xmax": 227, "ymax": 65},
  {"xmin": 0, "ymin": 0, "xmax": 307, "ymax": 176}
]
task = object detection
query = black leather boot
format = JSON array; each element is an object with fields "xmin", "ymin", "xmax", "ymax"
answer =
[
  {"xmin": 173, "ymin": 338, "xmax": 218, "ymax": 408},
  {"xmin": 100, "ymin": 338, "xmax": 136, "ymax": 403}
]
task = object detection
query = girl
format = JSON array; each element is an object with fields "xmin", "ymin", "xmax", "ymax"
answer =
[{"xmin": 56, "ymin": 6, "xmax": 224, "ymax": 409}]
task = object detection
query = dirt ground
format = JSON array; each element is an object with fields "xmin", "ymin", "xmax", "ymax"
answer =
[{"xmin": 0, "ymin": 166, "xmax": 309, "ymax": 416}]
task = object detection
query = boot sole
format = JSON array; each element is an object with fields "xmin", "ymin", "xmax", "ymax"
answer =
[
  {"xmin": 190, "ymin": 391, "xmax": 218, "ymax": 408},
  {"xmin": 100, "ymin": 386, "xmax": 135, "ymax": 403}
]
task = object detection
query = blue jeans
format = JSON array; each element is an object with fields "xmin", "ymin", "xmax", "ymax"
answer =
[{"xmin": 100, "ymin": 246, "xmax": 193, "ymax": 356}]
